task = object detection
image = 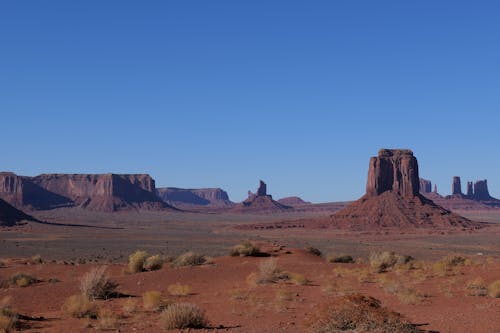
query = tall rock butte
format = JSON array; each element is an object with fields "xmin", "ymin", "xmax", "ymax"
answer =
[
  {"xmin": 452, "ymin": 176, "xmax": 463, "ymax": 196},
  {"xmin": 419, "ymin": 178, "xmax": 432, "ymax": 194},
  {"xmin": 232, "ymin": 180, "xmax": 291, "ymax": 212},
  {"xmin": 328, "ymin": 149, "xmax": 480, "ymax": 230},
  {"xmin": 473, "ymin": 180, "xmax": 492, "ymax": 201}
]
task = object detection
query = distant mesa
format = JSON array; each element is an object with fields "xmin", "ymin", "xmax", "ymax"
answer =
[
  {"xmin": 419, "ymin": 178, "xmax": 432, "ymax": 194},
  {"xmin": 232, "ymin": 180, "xmax": 292, "ymax": 212},
  {"xmin": 0, "ymin": 172, "xmax": 174, "ymax": 212},
  {"xmin": 277, "ymin": 196, "xmax": 312, "ymax": 206},
  {"xmin": 0, "ymin": 197, "xmax": 35, "ymax": 226},
  {"xmin": 156, "ymin": 187, "xmax": 234, "ymax": 208},
  {"xmin": 326, "ymin": 149, "xmax": 479, "ymax": 230}
]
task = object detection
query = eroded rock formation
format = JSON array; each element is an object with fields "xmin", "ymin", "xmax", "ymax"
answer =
[
  {"xmin": 256, "ymin": 180, "xmax": 267, "ymax": 196},
  {"xmin": 473, "ymin": 180, "xmax": 491, "ymax": 201},
  {"xmin": 277, "ymin": 196, "xmax": 311, "ymax": 206},
  {"xmin": 0, "ymin": 172, "xmax": 172, "ymax": 212},
  {"xmin": 327, "ymin": 149, "xmax": 480, "ymax": 230},
  {"xmin": 466, "ymin": 182, "xmax": 474, "ymax": 197},
  {"xmin": 0, "ymin": 198, "xmax": 34, "ymax": 226},
  {"xmin": 452, "ymin": 176, "xmax": 463, "ymax": 196},
  {"xmin": 156, "ymin": 187, "xmax": 234, "ymax": 208},
  {"xmin": 419, "ymin": 178, "xmax": 432, "ymax": 194},
  {"xmin": 233, "ymin": 180, "xmax": 291, "ymax": 212}
]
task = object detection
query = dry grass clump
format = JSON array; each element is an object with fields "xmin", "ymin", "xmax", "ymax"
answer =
[
  {"xmin": 286, "ymin": 272, "xmax": 310, "ymax": 286},
  {"xmin": 306, "ymin": 247, "xmax": 322, "ymax": 257},
  {"xmin": 327, "ymin": 255, "xmax": 354, "ymax": 264},
  {"xmin": 121, "ymin": 298, "xmax": 137, "ymax": 316},
  {"xmin": 306, "ymin": 294, "xmax": 420, "ymax": 333},
  {"xmin": 143, "ymin": 291, "xmax": 170, "ymax": 311},
  {"xmin": 160, "ymin": 303, "xmax": 208, "ymax": 329},
  {"xmin": 432, "ymin": 255, "xmax": 467, "ymax": 277},
  {"xmin": 369, "ymin": 251, "xmax": 413, "ymax": 273},
  {"xmin": 168, "ymin": 283, "xmax": 192, "ymax": 296},
  {"xmin": 172, "ymin": 252, "xmax": 206, "ymax": 267},
  {"xmin": 255, "ymin": 258, "xmax": 288, "ymax": 284},
  {"xmin": 30, "ymin": 254, "xmax": 43, "ymax": 265},
  {"xmin": 488, "ymin": 280, "xmax": 500, "ymax": 298},
  {"xmin": 10, "ymin": 273, "xmax": 37, "ymax": 287},
  {"xmin": 80, "ymin": 267, "xmax": 118, "ymax": 300},
  {"xmin": 96, "ymin": 307, "xmax": 119, "ymax": 330},
  {"xmin": 0, "ymin": 297, "xmax": 17, "ymax": 333},
  {"xmin": 230, "ymin": 241, "xmax": 261, "ymax": 257},
  {"xmin": 466, "ymin": 277, "xmax": 488, "ymax": 296},
  {"xmin": 61, "ymin": 294, "xmax": 97, "ymax": 318},
  {"xmin": 0, "ymin": 260, "xmax": 5, "ymax": 268},
  {"xmin": 143, "ymin": 255, "xmax": 163, "ymax": 271},
  {"xmin": 128, "ymin": 250, "xmax": 163, "ymax": 273}
]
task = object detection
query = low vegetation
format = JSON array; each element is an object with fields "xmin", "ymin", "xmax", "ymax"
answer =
[
  {"xmin": 432, "ymin": 255, "xmax": 468, "ymax": 277},
  {"xmin": 488, "ymin": 280, "xmax": 500, "ymax": 298},
  {"xmin": 96, "ymin": 307, "xmax": 119, "ymax": 330},
  {"xmin": 30, "ymin": 254, "xmax": 43, "ymax": 265},
  {"xmin": 168, "ymin": 283, "xmax": 192, "ymax": 296},
  {"xmin": 160, "ymin": 303, "xmax": 208, "ymax": 330},
  {"xmin": 143, "ymin": 291, "xmax": 169, "ymax": 311},
  {"xmin": 172, "ymin": 252, "xmax": 206, "ymax": 267},
  {"xmin": 306, "ymin": 294, "xmax": 420, "ymax": 333},
  {"xmin": 80, "ymin": 267, "xmax": 119, "ymax": 300},
  {"xmin": 369, "ymin": 251, "xmax": 413, "ymax": 273},
  {"xmin": 254, "ymin": 258, "xmax": 288, "ymax": 284},
  {"xmin": 306, "ymin": 247, "xmax": 322, "ymax": 257},
  {"xmin": 10, "ymin": 273, "xmax": 38, "ymax": 288},
  {"xmin": 466, "ymin": 277, "xmax": 488, "ymax": 297},
  {"xmin": 128, "ymin": 250, "xmax": 163, "ymax": 273},
  {"xmin": 61, "ymin": 294, "xmax": 97, "ymax": 318},
  {"xmin": 230, "ymin": 241, "xmax": 261, "ymax": 257},
  {"xmin": 0, "ymin": 297, "xmax": 17, "ymax": 333}
]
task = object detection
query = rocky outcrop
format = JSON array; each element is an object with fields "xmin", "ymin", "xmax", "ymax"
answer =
[
  {"xmin": 277, "ymin": 196, "xmax": 311, "ymax": 206},
  {"xmin": 473, "ymin": 180, "xmax": 492, "ymax": 201},
  {"xmin": 466, "ymin": 182, "xmax": 474, "ymax": 197},
  {"xmin": 452, "ymin": 176, "xmax": 463, "ymax": 196},
  {"xmin": 232, "ymin": 180, "xmax": 292, "ymax": 213},
  {"xmin": 0, "ymin": 172, "xmax": 73, "ymax": 210},
  {"xmin": 0, "ymin": 198, "xmax": 34, "ymax": 226},
  {"xmin": 0, "ymin": 172, "xmax": 172, "ymax": 212},
  {"xmin": 156, "ymin": 187, "xmax": 234, "ymax": 208},
  {"xmin": 419, "ymin": 178, "xmax": 432, "ymax": 194},
  {"xmin": 366, "ymin": 149, "xmax": 419, "ymax": 198},
  {"xmin": 326, "ymin": 149, "xmax": 480, "ymax": 230}
]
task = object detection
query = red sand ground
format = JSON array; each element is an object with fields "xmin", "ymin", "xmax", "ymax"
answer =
[{"xmin": 1, "ymin": 245, "xmax": 499, "ymax": 333}]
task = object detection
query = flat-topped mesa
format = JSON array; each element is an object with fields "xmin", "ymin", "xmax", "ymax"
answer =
[
  {"xmin": 419, "ymin": 178, "xmax": 432, "ymax": 194},
  {"xmin": 473, "ymin": 180, "xmax": 491, "ymax": 201},
  {"xmin": 256, "ymin": 180, "xmax": 267, "ymax": 197},
  {"xmin": 366, "ymin": 149, "xmax": 420, "ymax": 197},
  {"xmin": 452, "ymin": 176, "xmax": 463, "ymax": 196}
]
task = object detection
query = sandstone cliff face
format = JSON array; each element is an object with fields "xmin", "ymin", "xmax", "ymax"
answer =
[
  {"xmin": 0, "ymin": 198, "xmax": 34, "ymax": 226},
  {"xmin": 473, "ymin": 180, "xmax": 491, "ymax": 201},
  {"xmin": 329, "ymin": 149, "xmax": 479, "ymax": 230},
  {"xmin": 0, "ymin": 172, "xmax": 73, "ymax": 210},
  {"xmin": 156, "ymin": 187, "xmax": 234, "ymax": 208},
  {"xmin": 0, "ymin": 172, "xmax": 171, "ymax": 212},
  {"xmin": 419, "ymin": 178, "xmax": 432, "ymax": 194},
  {"xmin": 366, "ymin": 149, "xmax": 419, "ymax": 197}
]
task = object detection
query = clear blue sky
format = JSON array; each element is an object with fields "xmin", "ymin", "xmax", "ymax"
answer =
[{"xmin": 1, "ymin": 1, "xmax": 499, "ymax": 202}]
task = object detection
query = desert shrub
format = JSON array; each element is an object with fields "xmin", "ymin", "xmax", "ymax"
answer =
[
  {"xmin": 168, "ymin": 283, "xmax": 192, "ymax": 296},
  {"xmin": 80, "ymin": 267, "xmax": 118, "ymax": 300},
  {"xmin": 466, "ymin": 277, "xmax": 488, "ymax": 296},
  {"xmin": 30, "ymin": 254, "xmax": 43, "ymax": 264},
  {"xmin": 230, "ymin": 241, "xmax": 261, "ymax": 257},
  {"xmin": 144, "ymin": 255, "xmax": 163, "ymax": 271},
  {"xmin": 256, "ymin": 258, "xmax": 287, "ymax": 284},
  {"xmin": 306, "ymin": 294, "xmax": 420, "ymax": 333},
  {"xmin": 327, "ymin": 255, "xmax": 354, "ymax": 264},
  {"xmin": 488, "ymin": 280, "xmax": 500, "ymax": 298},
  {"xmin": 306, "ymin": 247, "xmax": 322, "ymax": 257},
  {"xmin": 0, "ymin": 297, "xmax": 17, "ymax": 333},
  {"xmin": 369, "ymin": 252, "xmax": 413, "ymax": 273},
  {"xmin": 97, "ymin": 307, "xmax": 119, "ymax": 330},
  {"xmin": 143, "ymin": 291, "xmax": 168, "ymax": 311},
  {"xmin": 128, "ymin": 250, "xmax": 149, "ymax": 273},
  {"xmin": 122, "ymin": 298, "xmax": 137, "ymax": 316},
  {"xmin": 433, "ymin": 255, "xmax": 467, "ymax": 276},
  {"xmin": 0, "ymin": 260, "xmax": 6, "ymax": 268},
  {"xmin": 172, "ymin": 252, "xmax": 206, "ymax": 267},
  {"xmin": 10, "ymin": 273, "xmax": 37, "ymax": 287},
  {"xmin": 160, "ymin": 303, "xmax": 208, "ymax": 329},
  {"xmin": 62, "ymin": 294, "xmax": 97, "ymax": 318},
  {"xmin": 287, "ymin": 272, "xmax": 310, "ymax": 286}
]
